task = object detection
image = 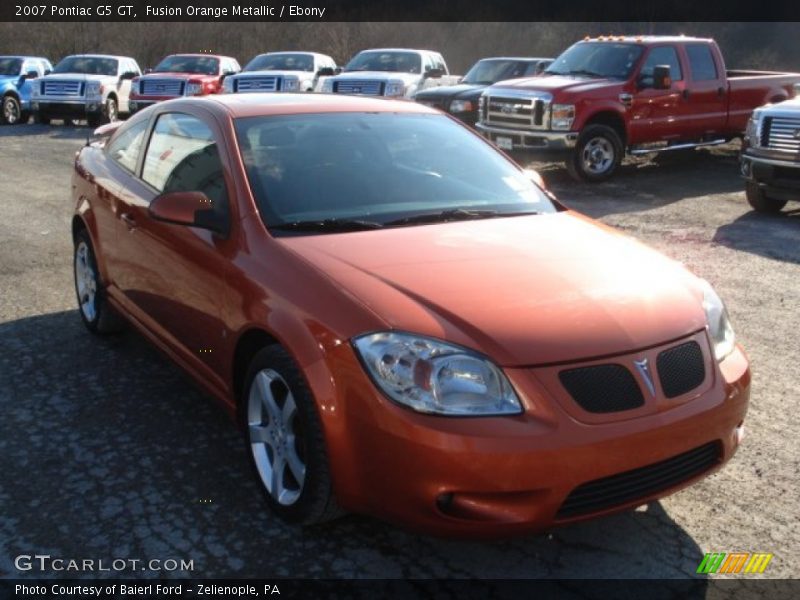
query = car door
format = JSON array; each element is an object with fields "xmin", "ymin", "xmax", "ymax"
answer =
[
  {"xmin": 628, "ymin": 44, "xmax": 687, "ymax": 144},
  {"xmin": 111, "ymin": 108, "xmax": 234, "ymax": 395},
  {"xmin": 680, "ymin": 43, "xmax": 727, "ymax": 137}
]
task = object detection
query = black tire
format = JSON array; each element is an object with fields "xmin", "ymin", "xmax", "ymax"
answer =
[
  {"xmin": 73, "ymin": 229, "xmax": 125, "ymax": 334},
  {"xmin": 745, "ymin": 182, "xmax": 788, "ymax": 213},
  {"xmin": 1, "ymin": 95, "xmax": 23, "ymax": 125},
  {"xmin": 87, "ymin": 114, "xmax": 101, "ymax": 128},
  {"xmin": 105, "ymin": 97, "xmax": 118, "ymax": 123},
  {"xmin": 241, "ymin": 345, "xmax": 342, "ymax": 525},
  {"xmin": 33, "ymin": 112, "xmax": 51, "ymax": 125},
  {"xmin": 566, "ymin": 124, "xmax": 624, "ymax": 182}
]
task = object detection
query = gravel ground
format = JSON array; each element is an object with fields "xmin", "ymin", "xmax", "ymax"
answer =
[{"xmin": 0, "ymin": 123, "xmax": 798, "ymax": 581}]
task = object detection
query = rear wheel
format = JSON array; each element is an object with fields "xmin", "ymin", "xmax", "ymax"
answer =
[
  {"xmin": 1, "ymin": 95, "xmax": 23, "ymax": 125},
  {"xmin": 242, "ymin": 346, "xmax": 342, "ymax": 525},
  {"xmin": 745, "ymin": 182, "xmax": 788, "ymax": 213},
  {"xmin": 73, "ymin": 229, "xmax": 125, "ymax": 334},
  {"xmin": 566, "ymin": 124, "xmax": 623, "ymax": 182}
]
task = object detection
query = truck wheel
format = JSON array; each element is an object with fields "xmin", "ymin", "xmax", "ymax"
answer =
[
  {"xmin": 745, "ymin": 182, "xmax": 787, "ymax": 213},
  {"xmin": 1, "ymin": 95, "xmax": 22, "ymax": 125},
  {"xmin": 33, "ymin": 112, "xmax": 50, "ymax": 125},
  {"xmin": 105, "ymin": 97, "xmax": 119, "ymax": 123},
  {"xmin": 566, "ymin": 124, "xmax": 623, "ymax": 182}
]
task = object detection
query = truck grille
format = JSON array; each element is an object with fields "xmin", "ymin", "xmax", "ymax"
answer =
[
  {"xmin": 43, "ymin": 80, "xmax": 83, "ymax": 97},
  {"xmin": 333, "ymin": 80, "xmax": 384, "ymax": 95},
  {"xmin": 657, "ymin": 341, "xmax": 706, "ymax": 398},
  {"xmin": 140, "ymin": 79, "xmax": 184, "ymax": 96},
  {"xmin": 234, "ymin": 76, "xmax": 282, "ymax": 92},
  {"xmin": 559, "ymin": 364, "xmax": 644, "ymax": 413},
  {"xmin": 483, "ymin": 94, "xmax": 549, "ymax": 129},
  {"xmin": 556, "ymin": 442, "xmax": 721, "ymax": 519},
  {"xmin": 762, "ymin": 116, "xmax": 800, "ymax": 153}
]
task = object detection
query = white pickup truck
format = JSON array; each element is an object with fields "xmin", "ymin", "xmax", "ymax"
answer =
[
  {"xmin": 320, "ymin": 48, "xmax": 459, "ymax": 99},
  {"xmin": 31, "ymin": 54, "xmax": 141, "ymax": 127},
  {"xmin": 223, "ymin": 51, "xmax": 337, "ymax": 94}
]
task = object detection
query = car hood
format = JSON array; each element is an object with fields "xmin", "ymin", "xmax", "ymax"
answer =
[
  {"xmin": 334, "ymin": 71, "xmax": 420, "ymax": 84},
  {"xmin": 42, "ymin": 73, "xmax": 114, "ymax": 82},
  {"xmin": 490, "ymin": 74, "xmax": 623, "ymax": 96},
  {"xmin": 278, "ymin": 212, "xmax": 706, "ymax": 367},
  {"xmin": 415, "ymin": 83, "xmax": 485, "ymax": 100},
  {"xmin": 139, "ymin": 72, "xmax": 217, "ymax": 81}
]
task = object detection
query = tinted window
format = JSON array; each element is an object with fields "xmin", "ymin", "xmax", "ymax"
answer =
[
  {"xmin": 686, "ymin": 44, "xmax": 718, "ymax": 81},
  {"xmin": 463, "ymin": 59, "xmax": 536, "ymax": 84},
  {"xmin": 107, "ymin": 120, "xmax": 148, "ymax": 173},
  {"xmin": 344, "ymin": 51, "xmax": 422, "ymax": 74},
  {"xmin": 245, "ymin": 53, "xmax": 314, "ymax": 72},
  {"xmin": 235, "ymin": 113, "xmax": 556, "ymax": 230},
  {"xmin": 640, "ymin": 46, "xmax": 683, "ymax": 82},
  {"xmin": 154, "ymin": 55, "xmax": 219, "ymax": 75},
  {"xmin": 142, "ymin": 113, "xmax": 228, "ymax": 217},
  {"xmin": 545, "ymin": 42, "xmax": 644, "ymax": 80},
  {"xmin": 54, "ymin": 56, "xmax": 118, "ymax": 76},
  {"xmin": 0, "ymin": 57, "xmax": 23, "ymax": 76}
]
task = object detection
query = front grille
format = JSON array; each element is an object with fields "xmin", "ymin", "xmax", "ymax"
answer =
[
  {"xmin": 140, "ymin": 79, "xmax": 184, "ymax": 96},
  {"xmin": 657, "ymin": 341, "xmax": 705, "ymax": 398},
  {"xmin": 763, "ymin": 116, "xmax": 800, "ymax": 153},
  {"xmin": 557, "ymin": 442, "xmax": 721, "ymax": 519},
  {"xmin": 43, "ymin": 80, "xmax": 83, "ymax": 97},
  {"xmin": 333, "ymin": 80, "xmax": 384, "ymax": 95},
  {"xmin": 559, "ymin": 364, "xmax": 644, "ymax": 413},
  {"xmin": 483, "ymin": 94, "xmax": 550, "ymax": 130},
  {"xmin": 234, "ymin": 76, "xmax": 282, "ymax": 92}
]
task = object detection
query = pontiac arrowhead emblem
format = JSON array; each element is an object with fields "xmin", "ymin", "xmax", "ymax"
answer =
[{"xmin": 633, "ymin": 358, "xmax": 656, "ymax": 398}]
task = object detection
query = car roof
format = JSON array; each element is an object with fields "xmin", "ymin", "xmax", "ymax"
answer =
[
  {"xmin": 61, "ymin": 54, "xmax": 133, "ymax": 60},
  {"xmin": 162, "ymin": 53, "xmax": 235, "ymax": 60},
  {"xmin": 478, "ymin": 57, "xmax": 553, "ymax": 62},
  {"xmin": 580, "ymin": 35, "xmax": 712, "ymax": 44},
  {"xmin": 0, "ymin": 55, "xmax": 50, "ymax": 61},
  {"xmin": 188, "ymin": 92, "xmax": 440, "ymax": 119},
  {"xmin": 356, "ymin": 48, "xmax": 441, "ymax": 55}
]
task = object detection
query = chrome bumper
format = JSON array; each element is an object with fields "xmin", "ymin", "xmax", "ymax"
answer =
[
  {"xmin": 476, "ymin": 123, "xmax": 578, "ymax": 150},
  {"xmin": 741, "ymin": 153, "xmax": 800, "ymax": 171}
]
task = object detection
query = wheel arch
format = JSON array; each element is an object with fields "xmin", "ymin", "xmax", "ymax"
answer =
[{"xmin": 583, "ymin": 110, "xmax": 628, "ymax": 146}]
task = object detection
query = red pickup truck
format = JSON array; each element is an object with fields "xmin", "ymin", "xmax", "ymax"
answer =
[
  {"xmin": 477, "ymin": 36, "xmax": 800, "ymax": 181},
  {"xmin": 129, "ymin": 53, "xmax": 240, "ymax": 114}
]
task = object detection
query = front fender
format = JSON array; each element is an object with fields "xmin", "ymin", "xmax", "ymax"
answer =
[{"xmin": 573, "ymin": 100, "xmax": 629, "ymax": 136}]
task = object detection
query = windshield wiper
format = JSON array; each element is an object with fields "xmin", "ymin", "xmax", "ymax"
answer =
[
  {"xmin": 269, "ymin": 218, "xmax": 384, "ymax": 233},
  {"xmin": 384, "ymin": 208, "xmax": 539, "ymax": 227},
  {"xmin": 565, "ymin": 69, "xmax": 606, "ymax": 78}
]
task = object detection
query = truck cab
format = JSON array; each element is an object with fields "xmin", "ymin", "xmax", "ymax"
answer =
[
  {"xmin": 130, "ymin": 54, "xmax": 241, "ymax": 114},
  {"xmin": 223, "ymin": 52, "xmax": 336, "ymax": 94},
  {"xmin": 0, "ymin": 56, "xmax": 52, "ymax": 125}
]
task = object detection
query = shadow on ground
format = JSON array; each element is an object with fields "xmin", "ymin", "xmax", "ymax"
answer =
[
  {"xmin": 713, "ymin": 208, "xmax": 800, "ymax": 264},
  {"xmin": 0, "ymin": 310, "xmax": 711, "ymax": 581}
]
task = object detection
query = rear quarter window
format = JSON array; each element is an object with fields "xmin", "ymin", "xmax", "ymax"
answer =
[{"xmin": 686, "ymin": 44, "xmax": 718, "ymax": 81}]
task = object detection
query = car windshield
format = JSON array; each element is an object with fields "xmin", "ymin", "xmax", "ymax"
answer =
[
  {"xmin": 54, "ymin": 56, "xmax": 118, "ymax": 76},
  {"xmin": 545, "ymin": 42, "xmax": 643, "ymax": 80},
  {"xmin": 235, "ymin": 113, "xmax": 556, "ymax": 233},
  {"xmin": 154, "ymin": 55, "xmax": 220, "ymax": 75},
  {"xmin": 344, "ymin": 51, "xmax": 422, "ymax": 74},
  {"xmin": 0, "ymin": 57, "xmax": 23, "ymax": 76},
  {"xmin": 245, "ymin": 53, "xmax": 314, "ymax": 72},
  {"xmin": 463, "ymin": 59, "xmax": 538, "ymax": 84}
]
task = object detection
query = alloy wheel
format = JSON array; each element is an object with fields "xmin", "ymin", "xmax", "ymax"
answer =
[
  {"xmin": 3, "ymin": 97, "xmax": 20, "ymax": 124},
  {"xmin": 581, "ymin": 136, "xmax": 615, "ymax": 175},
  {"xmin": 74, "ymin": 241, "xmax": 98, "ymax": 322}
]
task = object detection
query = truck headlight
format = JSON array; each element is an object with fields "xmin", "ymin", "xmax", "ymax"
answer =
[
  {"xmin": 449, "ymin": 99, "xmax": 475, "ymax": 113},
  {"xmin": 85, "ymin": 82, "xmax": 102, "ymax": 98},
  {"xmin": 283, "ymin": 77, "xmax": 300, "ymax": 92},
  {"xmin": 551, "ymin": 104, "xmax": 575, "ymax": 130},
  {"xmin": 353, "ymin": 332, "xmax": 523, "ymax": 416},
  {"xmin": 222, "ymin": 77, "xmax": 234, "ymax": 93},
  {"xmin": 321, "ymin": 79, "xmax": 333, "ymax": 93},
  {"xmin": 185, "ymin": 82, "xmax": 203, "ymax": 96},
  {"xmin": 385, "ymin": 81, "xmax": 406, "ymax": 97},
  {"xmin": 700, "ymin": 280, "xmax": 736, "ymax": 362},
  {"xmin": 745, "ymin": 112, "xmax": 761, "ymax": 147}
]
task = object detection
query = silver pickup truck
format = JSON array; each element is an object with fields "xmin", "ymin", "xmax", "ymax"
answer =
[
  {"xmin": 224, "ymin": 52, "xmax": 337, "ymax": 93},
  {"xmin": 31, "ymin": 54, "xmax": 141, "ymax": 126},
  {"xmin": 320, "ymin": 48, "xmax": 459, "ymax": 98}
]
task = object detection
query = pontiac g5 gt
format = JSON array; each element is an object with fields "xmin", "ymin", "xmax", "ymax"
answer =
[{"xmin": 71, "ymin": 94, "xmax": 749, "ymax": 536}]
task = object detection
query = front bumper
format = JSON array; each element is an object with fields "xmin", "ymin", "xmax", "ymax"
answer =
[
  {"xmin": 315, "ymin": 336, "xmax": 750, "ymax": 537},
  {"xmin": 476, "ymin": 123, "xmax": 578, "ymax": 151},
  {"xmin": 741, "ymin": 151, "xmax": 800, "ymax": 201},
  {"xmin": 32, "ymin": 99, "xmax": 103, "ymax": 118}
]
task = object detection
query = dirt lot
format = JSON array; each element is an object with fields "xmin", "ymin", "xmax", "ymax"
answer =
[{"xmin": 0, "ymin": 123, "xmax": 798, "ymax": 581}]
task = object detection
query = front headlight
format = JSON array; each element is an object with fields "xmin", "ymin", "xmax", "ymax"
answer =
[
  {"xmin": 222, "ymin": 77, "xmax": 234, "ymax": 93},
  {"xmin": 700, "ymin": 280, "xmax": 736, "ymax": 362},
  {"xmin": 353, "ymin": 332, "xmax": 523, "ymax": 416},
  {"xmin": 185, "ymin": 82, "xmax": 203, "ymax": 96},
  {"xmin": 551, "ymin": 104, "xmax": 575, "ymax": 130},
  {"xmin": 745, "ymin": 112, "xmax": 761, "ymax": 147},
  {"xmin": 283, "ymin": 77, "xmax": 300, "ymax": 92},
  {"xmin": 85, "ymin": 82, "xmax": 102, "ymax": 98},
  {"xmin": 449, "ymin": 99, "xmax": 475, "ymax": 113},
  {"xmin": 385, "ymin": 81, "xmax": 406, "ymax": 97}
]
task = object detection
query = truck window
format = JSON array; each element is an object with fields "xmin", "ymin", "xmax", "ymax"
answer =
[
  {"xmin": 640, "ymin": 46, "xmax": 683, "ymax": 81},
  {"xmin": 686, "ymin": 44, "xmax": 718, "ymax": 81}
]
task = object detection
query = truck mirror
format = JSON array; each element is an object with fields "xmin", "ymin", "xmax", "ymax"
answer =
[
  {"xmin": 425, "ymin": 68, "xmax": 444, "ymax": 79},
  {"xmin": 317, "ymin": 67, "xmax": 335, "ymax": 77},
  {"xmin": 653, "ymin": 65, "xmax": 672, "ymax": 90},
  {"xmin": 120, "ymin": 71, "xmax": 137, "ymax": 80},
  {"xmin": 25, "ymin": 70, "xmax": 39, "ymax": 80}
]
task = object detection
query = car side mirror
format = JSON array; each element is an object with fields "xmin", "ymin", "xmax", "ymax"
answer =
[
  {"xmin": 25, "ymin": 70, "xmax": 39, "ymax": 80},
  {"xmin": 120, "ymin": 71, "xmax": 137, "ymax": 80},
  {"xmin": 317, "ymin": 67, "xmax": 335, "ymax": 77},
  {"xmin": 653, "ymin": 65, "xmax": 672, "ymax": 90},
  {"xmin": 425, "ymin": 68, "xmax": 444, "ymax": 79},
  {"xmin": 149, "ymin": 191, "xmax": 227, "ymax": 235}
]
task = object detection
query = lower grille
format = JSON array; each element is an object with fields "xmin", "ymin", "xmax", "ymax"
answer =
[
  {"xmin": 559, "ymin": 364, "xmax": 644, "ymax": 413},
  {"xmin": 657, "ymin": 341, "xmax": 705, "ymax": 398},
  {"xmin": 557, "ymin": 442, "xmax": 721, "ymax": 519}
]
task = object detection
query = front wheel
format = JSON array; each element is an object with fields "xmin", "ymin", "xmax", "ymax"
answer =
[
  {"xmin": 566, "ymin": 124, "xmax": 624, "ymax": 182},
  {"xmin": 73, "ymin": 229, "xmax": 125, "ymax": 334},
  {"xmin": 1, "ymin": 95, "xmax": 23, "ymax": 125},
  {"xmin": 745, "ymin": 182, "xmax": 788, "ymax": 213},
  {"xmin": 242, "ymin": 346, "xmax": 342, "ymax": 525}
]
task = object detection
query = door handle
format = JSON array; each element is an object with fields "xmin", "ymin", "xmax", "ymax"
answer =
[
  {"xmin": 717, "ymin": 86, "xmax": 725, "ymax": 97},
  {"xmin": 682, "ymin": 89, "xmax": 690, "ymax": 100},
  {"xmin": 120, "ymin": 213, "xmax": 136, "ymax": 230}
]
